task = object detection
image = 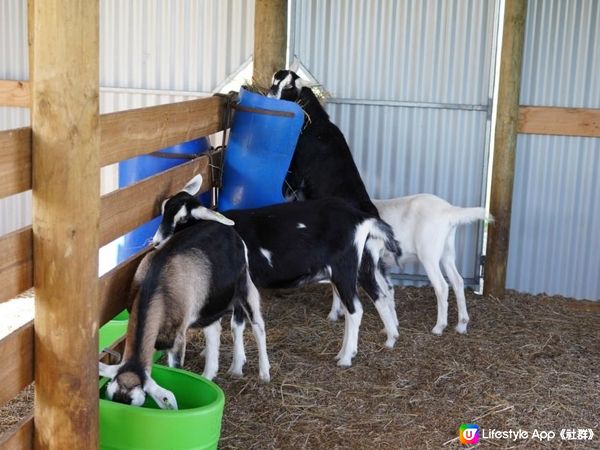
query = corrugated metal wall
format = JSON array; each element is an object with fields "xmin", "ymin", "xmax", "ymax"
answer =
[
  {"xmin": 0, "ymin": 0, "xmax": 28, "ymax": 80},
  {"xmin": 0, "ymin": 0, "xmax": 30, "ymax": 241},
  {"xmin": 100, "ymin": 0, "xmax": 254, "ymax": 94},
  {"xmin": 291, "ymin": 0, "xmax": 499, "ymax": 285},
  {"xmin": 0, "ymin": 0, "xmax": 255, "ymax": 237},
  {"xmin": 507, "ymin": 0, "xmax": 600, "ymax": 299}
]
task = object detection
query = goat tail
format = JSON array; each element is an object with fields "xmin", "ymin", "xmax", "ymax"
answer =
[
  {"xmin": 445, "ymin": 206, "xmax": 493, "ymax": 227},
  {"xmin": 368, "ymin": 219, "xmax": 402, "ymax": 263}
]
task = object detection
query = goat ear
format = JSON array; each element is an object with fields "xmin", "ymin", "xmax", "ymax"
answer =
[
  {"xmin": 181, "ymin": 175, "xmax": 203, "ymax": 196},
  {"xmin": 191, "ymin": 206, "xmax": 235, "ymax": 226},
  {"xmin": 144, "ymin": 376, "xmax": 178, "ymax": 410},
  {"xmin": 99, "ymin": 362, "xmax": 121, "ymax": 379},
  {"xmin": 294, "ymin": 76, "xmax": 304, "ymax": 91}
]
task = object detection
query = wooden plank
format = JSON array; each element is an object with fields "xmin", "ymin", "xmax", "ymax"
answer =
[
  {"xmin": 99, "ymin": 155, "xmax": 211, "ymax": 247},
  {"xmin": 518, "ymin": 106, "xmax": 600, "ymax": 137},
  {"xmin": 98, "ymin": 248, "xmax": 149, "ymax": 328},
  {"xmin": 0, "ymin": 227, "xmax": 33, "ymax": 304},
  {"xmin": 100, "ymin": 96, "xmax": 225, "ymax": 167},
  {"xmin": 31, "ymin": 0, "xmax": 100, "ymax": 448},
  {"xmin": 0, "ymin": 80, "xmax": 30, "ymax": 108},
  {"xmin": 484, "ymin": 0, "xmax": 528, "ymax": 297},
  {"xmin": 0, "ymin": 128, "xmax": 32, "ymax": 199},
  {"xmin": 0, "ymin": 322, "xmax": 34, "ymax": 408},
  {"xmin": 99, "ymin": 336, "xmax": 127, "ymax": 365},
  {"xmin": 0, "ymin": 414, "xmax": 34, "ymax": 450},
  {"xmin": 253, "ymin": 0, "xmax": 288, "ymax": 88}
]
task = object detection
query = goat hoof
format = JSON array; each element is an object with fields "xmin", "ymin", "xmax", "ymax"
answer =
[
  {"xmin": 259, "ymin": 372, "xmax": 271, "ymax": 383},
  {"xmin": 455, "ymin": 323, "xmax": 468, "ymax": 334},
  {"xmin": 328, "ymin": 311, "xmax": 342, "ymax": 322},
  {"xmin": 385, "ymin": 338, "xmax": 397, "ymax": 348},
  {"xmin": 227, "ymin": 368, "xmax": 244, "ymax": 379},
  {"xmin": 431, "ymin": 325, "xmax": 446, "ymax": 335},
  {"xmin": 336, "ymin": 357, "xmax": 352, "ymax": 368},
  {"xmin": 202, "ymin": 370, "xmax": 217, "ymax": 381}
]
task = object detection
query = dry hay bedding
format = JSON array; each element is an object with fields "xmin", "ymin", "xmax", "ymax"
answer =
[{"xmin": 1, "ymin": 286, "xmax": 598, "ymax": 449}]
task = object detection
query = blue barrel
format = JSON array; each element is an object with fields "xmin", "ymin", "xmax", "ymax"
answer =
[
  {"xmin": 218, "ymin": 88, "xmax": 304, "ymax": 211},
  {"xmin": 117, "ymin": 138, "xmax": 211, "ymax": 262}
]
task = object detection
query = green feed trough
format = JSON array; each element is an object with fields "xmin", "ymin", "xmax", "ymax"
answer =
[
  {"xmin": 99, "ymin": 364, "xmax": 225, "ymax": 450},
  {"xmin": 98, "ymin": 311, "xmax": 129, "ymax": 352}
]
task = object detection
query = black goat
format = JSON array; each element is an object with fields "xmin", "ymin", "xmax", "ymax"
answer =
[
  {"xmin": 268, "ymin": 70, "xmax": 405, "ymax": 326},
  {"xmin": 152, "ymin": 175, "xmax": 401, "ymax": 367},
  {"xmin": 268, "ymin": 70, "xmax": 379, "ymax": 218}
]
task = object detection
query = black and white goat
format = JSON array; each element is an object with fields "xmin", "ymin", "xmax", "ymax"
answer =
[
  {"xmin": 268, "ymin": 70, "xmax": 379, "ymax": 218},
  {"xmin": 152, "ymin": 175, "xmax": 402, "ymax": 367},
  {"xmin": 99, "ymin": 218, "xmax": 270, "ymax": 409}
]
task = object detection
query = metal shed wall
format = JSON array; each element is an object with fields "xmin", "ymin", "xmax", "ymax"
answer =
[
  {"xmin": 290, "ymin": 0, "xmax": 499, "ymax": 285},
  {"xmin": 507, "ymin": 0, "xmax": 600, "ymax": 299}
]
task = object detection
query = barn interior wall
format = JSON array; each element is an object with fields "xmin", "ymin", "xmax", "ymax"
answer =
[
  {"xmin": 290, "ymin": 0, "xmax": 500, "ymax": 287},
  {"xmin": 507, "ymin": 0, "xmax": 600, "ymax": 300}
]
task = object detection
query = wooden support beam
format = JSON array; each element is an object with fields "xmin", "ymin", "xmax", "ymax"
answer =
[
  {"xmin": 518, "ymin": 106, "xmax": 600, "ymax": 137},
  {"xmin": 253, "ymin": 0, "xmax": 288, "ymax": 88},
  {"xmin": 0, "ymin": 80, "xmax": 31, "ymax": 108},
  {"xmin": 0, "ymin": 414, "xmax": 34, "ymax": 450},
  {"xmin": 100, "ymin": 96, "xmax": 225, "ymax": 167},
  {"xmin": 0, "ymin": 128, "xmax": 32, "ymax": 200},
  {"xmin": 484, "ymin": 0, "xmax": 528, "ymax": 297},
  {"xmin": 0, "ymin": 227, "xmax": 33, "ymax": 304},
  {"xmin": 31, "ymin": 0, "xmax": 100, "ymax": 448},
  {"xmin": 0, "ymin": 322, "xmax": 34, "ymax": 408}
]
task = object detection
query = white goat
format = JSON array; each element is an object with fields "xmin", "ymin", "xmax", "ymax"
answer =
[{"xmin": 329, "ymin": 194, "xmax": 493, "ymax": 335}]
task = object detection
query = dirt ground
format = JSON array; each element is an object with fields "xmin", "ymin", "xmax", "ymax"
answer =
[{"xmin": 1, "ymin": 285, "xmax": 599, "ymax": 449}]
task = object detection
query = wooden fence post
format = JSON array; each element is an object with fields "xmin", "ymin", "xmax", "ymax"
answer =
[
  {"xmin": 253, "ymin": 0, "xmax": 288, "ymax": 88},
  {"xmin": 31, "ymin": 0, "xmax": 100, "ymax": 448},
  {"xmin": 484, "ymin": 0, "xmax": 528, "ymax": 297}
]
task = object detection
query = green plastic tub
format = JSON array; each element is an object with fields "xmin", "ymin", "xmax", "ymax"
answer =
[
  {"xmin": 99, "ymin": 365, "xmax": 225, "ymax": 450},
  {"xmin": 99, "ymin": 310, "xmax": 129, "ymax": 352}
]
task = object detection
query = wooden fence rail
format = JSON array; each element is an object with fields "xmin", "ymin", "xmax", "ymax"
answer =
[
  {"xmin": 0, "ymin": 322, "xmax": 33, "ymax": 408},
  {"xmin": 100, "ymin": 155, "xmax": 212, "ymax": 246},
  {"xmin": 0, "ymin": 128, "xmax": 32, "ymax": 200},
  {"xmin": 0, "ymin": 80, "xmax": 30, "ymax": 108},
  {"xmin": 0, "ymin": 94, "xmax": 228, "ymax": 449},
  {"xmin": 0, "ymin": 413, "xmax": 33, "ymax": 449},
  {"xmin": 0, "ymin": 227, "xmax": 32, "ymax": 304}
]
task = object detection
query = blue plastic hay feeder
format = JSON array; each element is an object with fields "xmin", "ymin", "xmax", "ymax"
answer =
[
  {"xmin": 117, "ymin": 138, "xmax": 211, "ymax": 263},
  {"xmin": 218, "ymin": 88, "xmax": 304, "ymax": 211}
]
